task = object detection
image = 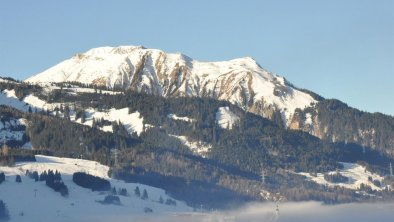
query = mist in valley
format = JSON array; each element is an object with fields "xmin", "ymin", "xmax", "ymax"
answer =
[{"xmin": 90, "ymin": 201, "xmax": 394, "ymax": 222}]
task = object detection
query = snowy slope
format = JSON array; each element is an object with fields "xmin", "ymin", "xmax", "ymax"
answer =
[
  {"xmin": 216, "ymin": 106, "xmax": 239, "ymax": 130},
  {"xmin": 74, "ymin": 108, "xmax": 145, "ymax": 136},
  {"xmin": 0, "ymin": 89, "xmax": 59, "ymax": 112},
  {"xmin": 0, "ymin": 155, "xmax": 192, "ymax": 222},
  {"xmin": 0, "ymin": 117, "xmax": 28, "ymax": 148},
  {"xmin": 169, "ymin": 134, "xmax": 211, "ymax": 157},
  {"xmin": 0, "ymin": 89, "xmax": 144, "ymax": 136},
  {"xmin": 26, "ymin": 46, "xmax": 316, "ymax": 125},
  {"xmin": 0, "ymin": 90, "xmax": 30, "ymax": 112},
  {"xmin": 298, "ymin": 162, "xmax": 384, "ymax": 191}
]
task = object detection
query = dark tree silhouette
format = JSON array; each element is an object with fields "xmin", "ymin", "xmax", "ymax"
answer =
[
  {"xmin": 0, "ymin": 173, "xmax": 5, "ymax": 184},
  {"xmin": 141, "ymin": 189, "xmax": 148, "ymax": 200},
  {"xmin": 0, "ymin": 200, "xmax": 10, "ymax": 221},
  {"xmin": 15, "ymin": 175, "xmax": 22, "ymax": 183},
  {"xmin": 134, "ymin": 186, "xmax": 140, "ymax": 197}
]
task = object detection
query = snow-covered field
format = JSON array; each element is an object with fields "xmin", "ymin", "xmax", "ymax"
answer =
[
  {"xmin": 298, "ymin": 162, "xmax": 384, "ymax": 191},
  {"xmin": 0, "ymin": 155, "xmax": 192, "ymax": 222}
]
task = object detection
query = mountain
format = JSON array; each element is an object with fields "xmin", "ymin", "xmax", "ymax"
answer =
[
  {"xmin": 2, "ymin": 45, "xmax": 394, "ymax": 209},
  {"xmin": 26, "ymin": 46, "xmax": 394, "ymax": 157},
  {"xmin": 26, "ymin": 46, "xmax": 316, "ymax": 127}
]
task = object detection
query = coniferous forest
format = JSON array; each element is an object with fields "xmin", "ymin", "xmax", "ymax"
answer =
[{"xmin": 1, "ymin": 80, "xmax": 394, "ymax": 208}]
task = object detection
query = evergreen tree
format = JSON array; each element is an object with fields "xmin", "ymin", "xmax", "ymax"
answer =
[
  {"xmin": 0, "ymin": 200, "xmax": 10, "ymax": 221},
  {"xmin": 54, "ymin": 170, "xmax": 61, "ymax": 181},
  {"xmin": 81, "ymin": 111, "xmax": 86, "ymax": 123},
  {"xmin": 141, "ymin": 189, "xmax": 148, "ymax": 200},
  {"xmin": 119, "ymin": 188, "xmax": 128, "ymax": 196},
  {"xmin": 134, "ymin": 186, "xmax": 140, "ymax": 197},
  {"xmin": 39, "ymin": 171, "xmax": 48, "ymax": 181},
  {"xmin": 64, "ymin": 105, "xmax": 70, "ymax": 120},
  {"xmin": 0, "ymin": 173, "xmax": 5, "ymax": 184},
  {"xmin": 15, "ymin": 175, "xmax": 22, "ymax": 183},
  {"xmin": 32, "ymin": 171, "xmax": 39, "ymax": 182}
]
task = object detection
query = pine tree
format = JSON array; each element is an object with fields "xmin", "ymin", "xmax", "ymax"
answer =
[
  {"xmin": 0, "ymin": 172, "xmax": 5, "ymax": 184},
  {"xmin": 54, "ymin": 170, "xmax": 61, "ymax": 181},
  {"xmin": 81, "ymin": 111, "xmax": 86, "ymax": 123},
  {"xmin": 141, "ymin": 189, "xmax": 148, "ymax": 200},
  {"xmin": 0, "ymin": 200, "xmax": 10, "ymax": 221},
  {"xmin": 15, "ymin": 175, "xmax": 22, "ymax": 183},
  {"xmin": 32, "ymin": 171, "xmax": 39, "ymax": 182},
  {"xmin": 134, "ymin": 186, "xmax": 140, "ymax": 197},
  {"xmin": 119, "ymin": 188, "xmax": 128, "ymax": 196},
  {"xmin": 64, "ymin": 105, "xmax": 70, "ymax": 120},
  {"xmin": 39, "ymin": 171, "xmax": 48, "ymax": 181}
]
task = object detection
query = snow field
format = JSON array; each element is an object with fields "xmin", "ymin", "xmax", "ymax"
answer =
[
  {"xmin": 0, "ymin": 155, "xmax": 191, "ymax": 222},
  {"xmin": 298, "ymin": 162, "xmax": 384, "ymax": 191}
]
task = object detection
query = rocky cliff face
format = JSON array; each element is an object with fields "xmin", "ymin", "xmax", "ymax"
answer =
[
  {"xmin": 26, "ymin": 46, "xmax": 317, "ymax": 126},
  {"xmin": 287, "ymin": 100, "xmax": 394, "ymax": 157}
]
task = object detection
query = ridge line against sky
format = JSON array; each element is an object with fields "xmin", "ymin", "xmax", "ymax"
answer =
[{"xmin": 0, "ymin": 0, "xmax": 393, "ymax": 115}]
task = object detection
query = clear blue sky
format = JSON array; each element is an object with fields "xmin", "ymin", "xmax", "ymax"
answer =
[{"xmin": 1, "ymin": 0, "xmax": 393, "ymax": 115}]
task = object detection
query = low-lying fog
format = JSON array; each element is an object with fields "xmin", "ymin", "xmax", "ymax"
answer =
[{"xmin": 89, "ymin": 201, "xmax": 394, "ymax": 222}]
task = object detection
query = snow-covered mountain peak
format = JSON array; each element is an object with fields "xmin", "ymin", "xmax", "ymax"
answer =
[
  {"xmin": 83, "ymin": 45, "xmax": 146, "ymax": 56},
  {"xmin": 26, "ymin": 45, "xmax": 316, "ymax": 126},
  {"xmin": 231, "ymin": 56, "xmax": 260, "ymax": 66}
]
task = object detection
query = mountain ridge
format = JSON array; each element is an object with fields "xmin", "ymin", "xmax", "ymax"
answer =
[
  {"xmin": 23, "ymin": 46, "xmax": 394, "ymax": 156},
  {"xmin": 26, "ymin": 45, "xmax": 317, "ymax": 127}
]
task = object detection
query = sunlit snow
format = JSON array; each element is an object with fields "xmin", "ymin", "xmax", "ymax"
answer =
[{"xmin": 0, "ymin": 155, "xmax": 191, "ymax": 222}]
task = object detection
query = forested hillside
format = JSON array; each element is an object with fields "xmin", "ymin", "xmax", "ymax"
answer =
[{"xmin": 2, "ymin": 79, "xmax": 394, "ymax": 208}]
